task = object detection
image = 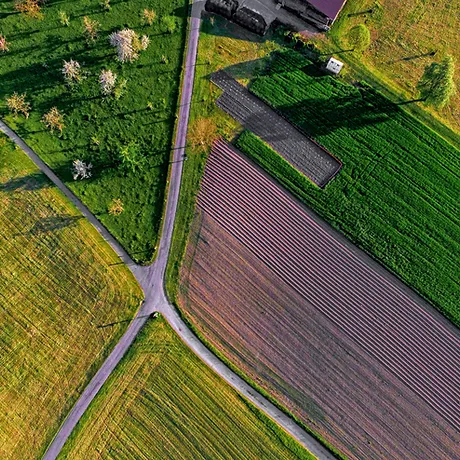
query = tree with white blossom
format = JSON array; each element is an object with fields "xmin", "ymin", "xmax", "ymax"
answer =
[
  {"xmin": 72, "ymin": 160, "xmax": 92, "ymax": 180},
  {"xmin": 109, "ymin": 29, "xmax": 149, "ymax": 63},
  {"xmin": 99, "ymin": 69, "xmax": 117, "ymax": 95},
  {"xmin": 62, "ymin": 59, "xmax": 81, "ymax": 85}
]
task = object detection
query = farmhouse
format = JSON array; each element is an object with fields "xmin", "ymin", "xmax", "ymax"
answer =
[{"xmin": 277, "ymin": 0, "xmax": 348, "ymax": 28}]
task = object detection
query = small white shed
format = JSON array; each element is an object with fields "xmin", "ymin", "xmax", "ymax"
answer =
[{"xmin": 325, "ymin": 57, "xmax": 344, "ymax": 75}]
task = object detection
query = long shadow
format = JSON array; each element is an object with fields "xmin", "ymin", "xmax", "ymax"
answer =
[
  {"xmin": 199, "ymin": 9, "xmax": 272, "ymax": 43},
  {"xmin": 27, "ymin": 215, "xmax": 83, "ymax": 235},
  {"xmin": 270, "ymin": 91, "xmax": 400, "ymax": 139},
  {"xmin": 0, "ymin": 10, "xmax": 20, "ymax": 19},
  {"xmin": 96, "ymin": 314, "xmax": 153, "ymax": 328},
  {"xmin": 386, "ymin": 51, "xmax": 436, "ymax": 65},
  {"xmin": 0, "ymin": 172, "xmax": 51, "ymax": 192}
]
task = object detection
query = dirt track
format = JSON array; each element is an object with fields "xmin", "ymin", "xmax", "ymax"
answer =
[{"xmin": 180, "ymin": 140, "xmax": 460, "ymax": 459}]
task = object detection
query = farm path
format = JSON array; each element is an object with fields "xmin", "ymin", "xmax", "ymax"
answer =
[{"xmin": 0, "ymin": 2, "xmax": 334, "ymax": 459}]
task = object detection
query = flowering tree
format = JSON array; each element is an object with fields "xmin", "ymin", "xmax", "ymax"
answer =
[
  {"xmin": 109, "ymin": 29, "xmax": 149, "ymax": 63},
  {"xmin": 0, "ymin": 34, "xmax": 9, "ymax": 52},
  {"xmin": 108, "ymin": 198, "xmax": 124, "ymax": 215},
  {"xmin": 83, "ymin": 16, "xmax": 100, "ymax": 43},
  {"xmin": 114, "ymin": 78, "xmax": 127, "ymax": 100},
  {"xmin": 62, "ymin": 59, "xmax": 81, "ymax": 85},
  {"xmin": 100, "ymin": 0, "xmax": 110, "ymax": 10},
  {"xmin": 14, "ymin": 0, "xmax": 42, "ymax": 19},
  {"xmin": 6, "ymin": 93, "xmax": 31, "ymax": 118},
  {"xmin": 42, "ymin": 107, "xmax": 65, "ymax": 134},
  {"xmin": 143, "ymin": 8, "xmax": 156, "ymax": 26},
  {"xmin": 140, "ymin": 35, "xmax": 150, "ymax": 50},
  {"xmin": 72, "ymin": 160, "xmax": 92, "ymax": 180},
  {"xmin": 99, "ymin": 69, "xmax": 117, "ymax": 95}
]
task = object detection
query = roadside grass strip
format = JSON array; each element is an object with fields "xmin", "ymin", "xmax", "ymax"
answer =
[
  {"xmin": 59, "ymin": 316, "xmax": 315, "ymax": 460},
  {"xmin": 0, "ymin": 135, "xmax": 143, "ymax": 459},
  {"xmin": 0, "ymin": 0, "xmax": 189, "ymax": 263},
  {"xmin": 242, "ymin": 49, "xmax": 460, "ymax": 326}
]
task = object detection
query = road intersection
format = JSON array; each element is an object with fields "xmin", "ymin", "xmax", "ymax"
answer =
[{"xmin": 1, "ymin": 2, "xmax": 334, "ymax": 458}]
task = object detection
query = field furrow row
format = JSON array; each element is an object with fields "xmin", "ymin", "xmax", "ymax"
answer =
[{"xmin": 198, "ymin": 140, "xmax": 460, "ymax": 432}]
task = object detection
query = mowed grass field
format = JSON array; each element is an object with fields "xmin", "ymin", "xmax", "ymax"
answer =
[
  {"xmin": 0, "ymin": 0, "xmax": 189, "ymax": 263},
  {"xmin": 241, "ymin": 49, "xmax": 460, "ymax": 326},
  {"xmin": 59, "ymin": 316, "xmax": 315, "ymax": 460},
  {"xmin": 326, "ymin": 0, "xmax": 460, "ymax": 133},
  {"xmin": 0, "ymin": 136, "xmax": 143, "ymax": 459}
]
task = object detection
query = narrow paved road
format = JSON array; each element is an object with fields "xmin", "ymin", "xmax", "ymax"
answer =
[{"xmin": 1, "ymin": 2, "xmax": 335, "ymax": 459}]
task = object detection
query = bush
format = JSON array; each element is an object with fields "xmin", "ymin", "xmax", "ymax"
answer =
[{"xmin": 345, "ymin": 24, "xmax": 371, "ymax": 52}]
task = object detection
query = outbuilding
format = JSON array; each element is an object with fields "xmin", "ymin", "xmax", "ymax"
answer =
[{"xmin": 325, "ymin": 57, "xmax": 344, "ymax": 75}]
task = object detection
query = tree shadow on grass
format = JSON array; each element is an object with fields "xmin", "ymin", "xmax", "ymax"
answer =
[
  {"xmin": 27, "ymin": 215, "xmax": 83, "ymax": 236},
  {"xmin": 271, "ymin": 91, "xmax": 400, "ymax": 139},
  {"xmin": 0, "ymin": 173, "xmax": 50, "ymax": 192}
]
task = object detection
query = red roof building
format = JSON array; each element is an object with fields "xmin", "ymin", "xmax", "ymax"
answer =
[{"xmin": 306, "ymin": 0, "xmax": 348, "ymax": 22}]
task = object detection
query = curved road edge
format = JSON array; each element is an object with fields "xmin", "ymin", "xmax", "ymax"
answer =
[{"xmin": 1, "ymin": 1, "xmax": 336, "ymax": 459}]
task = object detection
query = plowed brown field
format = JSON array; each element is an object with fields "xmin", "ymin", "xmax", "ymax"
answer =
[{"xmin": 179, "ymin": 140, "xmax": 460, "ymax": 460}]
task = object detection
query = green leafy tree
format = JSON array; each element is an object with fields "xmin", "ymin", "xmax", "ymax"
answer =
[
  {"xmin": 162, "ymin": 16, "xmax": 177, "ymax": 34},
  {"xmin": 417, "ymin": 55, "xmax": 456, "ymax": 108},
  {"xmin": 346, "ymin": 24, "xmax": 371, "ymax": 53},
  {"xmin": 118, "ymin": 142, "xmax": 145, "ymax": 172}
]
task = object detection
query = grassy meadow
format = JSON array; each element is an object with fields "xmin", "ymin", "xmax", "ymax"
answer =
[
  {"xmin": 233, "ymin": 49, "xmax": 460, "ymax": 325},
  {"xmin": 323, "ymin": 0, "xmax": 460, "ymax": 135},
  {"xmin": 0, "ymin": 135, "xmax": 143, "ymax": 458},
  {"xmin": 60, "ymin": 316, "xmax": 315, "ymax": 460},
  {"xmin": 0, "ymin": 0, "xmax": 189, "ymax": 263}
]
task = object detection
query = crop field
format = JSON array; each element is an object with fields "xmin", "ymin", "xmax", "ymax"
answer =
[
  {"xmin": 60, "ymin": 316, "xmax": 314, "ymax": 460},
  {"xmin": 0, "ymin": 0, "xmax": 189, "ymax": 263},
  {"xmin": 0, "ymin": 135, "xmax": 143, "ymax": 459},
  {"xmin": 211, "ymin": 70, "xmax": 341, "ymax": 187},
  {"xmin": 328, "ymin": 0, "xmax": 460, "ymax": 133},
  {"xmin": 179, "ymin": 140, "xmax": 460, "ymax": 459},
  {"xmin": 241, "ymin": 49, "xmax": 460, "ymax": 326}
]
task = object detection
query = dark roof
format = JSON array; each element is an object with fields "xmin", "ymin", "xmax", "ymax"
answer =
[{"xmin": 307, "ymin": 0, "xmax": 347, "ymax": 20}]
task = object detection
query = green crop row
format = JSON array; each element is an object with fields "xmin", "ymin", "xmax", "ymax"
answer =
[{"xmin": 236, "ymin": 50, "xmax": 460, "ymax": 326}]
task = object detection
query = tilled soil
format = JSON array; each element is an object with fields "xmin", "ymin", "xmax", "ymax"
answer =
[
  {"xmin": 179, "ymin": 140, "xmax": 460, "ymax": 460},
  {"xmin": 211, "ymin": 71, "xmax": 341, "ymax": 187}
]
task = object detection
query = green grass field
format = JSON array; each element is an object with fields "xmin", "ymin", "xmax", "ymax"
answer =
[
  {"xmin": 235, "ymin": 49, "xmax": 460, "ymax": 325},
  {"xmin": 0, "ymin": 134, "xmax": 143, "ymax": 458},
  {"xmin": 322, "ymin": 0, "xmax": 460, "ymax": 136},
  {"xmin": 0, "ymin": 0, "xmax": 189, "ymax": 263},
  {"xmin": 60, "ymin": 316, "xmax": 316, "ymax": 460}
]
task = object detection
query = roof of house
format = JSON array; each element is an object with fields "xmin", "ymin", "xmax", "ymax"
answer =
[{"xmin": 307, "ymin": 0, "xmax": 348, "ymax": 20}]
